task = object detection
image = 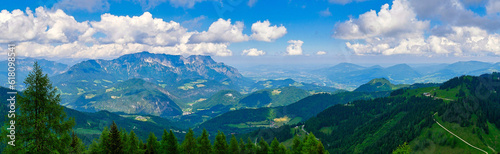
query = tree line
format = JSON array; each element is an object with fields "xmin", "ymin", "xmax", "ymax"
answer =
[{"xmin": 84, "ymin": 121, "xmax": 327, "ymax": 154}]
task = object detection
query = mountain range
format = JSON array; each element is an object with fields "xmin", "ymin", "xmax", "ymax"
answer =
[
  {"xmin": 3, "ymin": 52, "xmax": 499, "ymax": 129},
  {"xmin": 311, "ymin": 61, "xmax": 500, "ymax": 90}
]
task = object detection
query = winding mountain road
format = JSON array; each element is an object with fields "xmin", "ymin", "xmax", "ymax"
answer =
[{"xmin": 433, "ymin": 113, "xmax": 488, "ymax": 154}]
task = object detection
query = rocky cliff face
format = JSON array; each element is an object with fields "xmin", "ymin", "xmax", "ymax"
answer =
[{"xmin": 51, "ymin": 51, "xmax": 246, "ymax": 113}]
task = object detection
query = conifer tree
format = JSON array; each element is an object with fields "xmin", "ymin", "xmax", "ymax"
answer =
[
  {"xmin": 69, "ymin": 131, "xmax": 86, "ymax": 154},
  {"xmin": 317, "ymin": 141, "xmax": 328, "ymax": 154},
  {"xmin": 2, "ymin": 62, "xmax": 75, "ymax": 153},
  {"xmin": 270, "ymin": 137, "xmax": 280, "ymax": 154},
  {"xmin": 182, "ymin": 128, "xmax": 197, "ymax": 154},
  {"xmin": 108, "ymin": 121, "xmax": 123, "ymax": 154},
  {"xmin": 239, "ymin": 138, "xmax": 246, "ymax": 153},
  {"xmin": 88, "ymin": 140, "xmax": 100, "ymax": 154},
  {"xmin": 98, "ymin": 127, "xmax": 110, "ymax": 153},
  {"xmin": 166, "ymin": 130, "xmax": 180, "ymax": 154},
  {"xmin": 291, "ymin": 135, "xmax": 302, "ymax": 154},
  {"xmin": 197, "ymin": 129, "xmax": 212, "ymax": 154},
  {"xmin": 278, "ymin": 144, "xmax": 287, "ymax": 154},
  {"xmin": 302, "ymin": 133, "xmax": 318, "ymax": 154},
  {"xmin": 161, "ymin": 129, "xmax": 169, "ymax": 153},
  {"xmin": 257, "ymin": 137, "xmax": 269, "ymax": 154},
  {"xmin": 121, "ymin": 128, "xmax": 129, "ymax": 153},
  {"xmin": 146, "ymin": 132, "xmax": 160, "ymax": 154},
  {"xmin": 229, "ymin": 135, "xmax": 240, "ymax": 154},
  {"xmin": 213, "ymin": 131, "xmax": 228, "ymax": 154},
  {"xmin": 245, "ymin": 137, "xmax": 256, "ymax": 154},
  {"xmin": 128, "ymin": 130, "xmax": 139, "ymax": 154}
]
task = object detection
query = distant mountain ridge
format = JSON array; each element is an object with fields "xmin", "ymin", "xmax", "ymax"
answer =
[
  {"xmin": 51, "ymin": 51, "xmax": 248, "ymax": 108},
  {"xmin": 313, "ymin": 61, "xmax": 500, "ymax": 90},
  {"xmin": 0, "ymin": 57, "xmax": 69, "ymax": 89},
  {"xmin": 354, "ymin": 78, "xmax": 409, "ymax": 92}
]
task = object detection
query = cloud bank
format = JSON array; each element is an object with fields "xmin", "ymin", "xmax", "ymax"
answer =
[
  {"xmin": 0, "ymin": 7, "xmax": 287, "ymax": 59},
  {"xmin": 334, "ymin": 0, "xmax": 500, "ymax": 56}
]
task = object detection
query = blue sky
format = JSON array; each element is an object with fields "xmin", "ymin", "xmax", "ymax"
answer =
[{"xmin": 1, "ymin": 0, "xmax": 500, "ymax": 66}]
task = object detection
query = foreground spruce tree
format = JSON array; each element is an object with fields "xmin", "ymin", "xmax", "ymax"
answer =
[
  {"xmin": 229, "ymin": 135, "xmax": 240, "ymax": 154},
  {"xmin": 108, "ymin": 121, "xmax": 124, "ymax": 154},
  {"xmin": 165, "ymin": 130, "xmax": 180, "ymax": 154},
  {"xmin": 213, "ymin": 131, "xmax": 228, "ymax": 154},
  {"xmin": 197, "ymin": 129, "xmax": 212, "ymax": 154},
  {"xmin": 182, "ymin": 128, "xmax": 197, "ymax": 154},
  {"xmin": 2, "ymin": 62, "xmax": 75, "ymax": 153},
  {"xmin": 69, "ymin": 131, "xmax": 86, "ymax": 154},
  {"xmin": 146, "ymin": 132, "xmax": 160, "ymax": 154}
]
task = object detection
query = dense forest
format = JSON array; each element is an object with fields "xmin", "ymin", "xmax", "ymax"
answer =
[{"xmin": 245, "ymin": 73, "xmax": 500, "ymax": 153}]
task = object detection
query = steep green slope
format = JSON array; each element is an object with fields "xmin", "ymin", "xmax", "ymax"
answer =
[
  {"xmin": 198, "ymin": 91, "xmax": 390, "ymax": 134},
  {"xmin": 71, "ymin": 78, "xmax": 183, "ymax": 117},
  {"xmin": 183, "ymin": 86, "xmax": 310, "ymax": 127},
  {"xmin": 254, "ymin": 73, "xmax": 500, "ymax": 154},
  {"xmin": 192, "ymin": 90, "xmax": 243, "ymax": 110},
  {"xmin": 353, "ymin": 78, "xmax": 409, "ymax": 92}
]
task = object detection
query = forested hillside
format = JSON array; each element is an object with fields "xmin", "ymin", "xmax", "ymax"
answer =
[{"xmin": 245, "ymin": 73, "xmax": 500, "ymax": 154}]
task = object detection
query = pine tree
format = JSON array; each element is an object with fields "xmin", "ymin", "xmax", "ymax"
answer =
[
  {"xmin": 239, "ymin": 138, "xmax": 246, "ymax": 153},
  {"xmin": 69, "ymin": 131, "xmax": 86, "ymax": 154},
  {"xmin": 197, "ymin": 129, "xmax": 212, "ymax": 154},
  {"xmin": 87, "ymin": 139, "xmax": 100, "ymax": 154},
  {"xmin": 213, "ymin": 131, "xmax": 228, "ymax": 154},
  {"xmin": 278, "ymin": 144, "xmax": 287, "ymax": 154},
  {"xmin": 98, "ymin": 127, "xmax": 110, "ymax": 154},
  {"xmin": 229, "ymin": 135, "xmax": 240, "ymax": 154},
  {"xmin": 291, "ymin": 135, "xmax": 302, "ymax": 154},
  {"xmin": 270, "ymin": 138, "xmax": 280, "ymax": 154},
  {"xmin": 316, "ymin": 141, "xmax": 327, "ymax": 154},
  {"xmin": 166, "ymin": 130, "xmax": 180, "ymax": 154},
  {"xmin": 182, "ymin": 128, "xmax": 198, "ymax": 154},
  {"xmin": 128, "ymin": 130, "xmax": 139, "ymax": 154},
  {"xmin": 108, "ymin": 121, "xmax": 123, "ymax": 154},
  {"xmin": 245, "ymin": 137, "xmax": 255, "ymax": 154},
  {"xmin": 146, "ymin": 132, "xmax": 160, "ymax": 154},
  {"xmin": 2, "ymin": 62, "xmax": 75, "ymax": 153},
  {"xmin": 121, "ymin": 128, "xmax": 129, "ymax": 153},
  {"xmin": 302, "ymin": 133, "xmax": 319, "ymax": 154},
  {"xmin": 161, "ymin": 129, "xmax": 169, "ymax": 153},
  {"xmin": 257, "ymin": 137, "xmax": 269, "ymax": 154}
]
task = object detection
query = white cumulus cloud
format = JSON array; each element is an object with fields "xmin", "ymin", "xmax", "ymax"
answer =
[
  {"xmin": 242, "ymin": 48, "xmax": 265, "ymax": 56},
  {"xmin": 0, "ymin": 7, "xmax": 91, "ymax": 43},
  {"xmin": 0, "ymin": 7, "xmax": 289, "ymax": 59},
  {"xmin": 286, "ymin": 40, "xmax": 303, "ymax": 55},
  {"xmin": 250, "ymin": 20, "xmax": 287, "ymax": 42},
  {"xmin": 316, "ymin": 51, "xmax": 327, "ymax": 55},
  {"xmin": 190, "ymin": 18, "xmax": 249, "ymax": 43},
  {"xmin": 91, "ymin": 12, "xmax": 191, "ymax": 46},
  {"xmin": 336, "ymin": 0, "xmax": 500, "ymax": 56},
  {"xmin": 333, "ymin": 0, "xmax": 429, "ymax": 40}
]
